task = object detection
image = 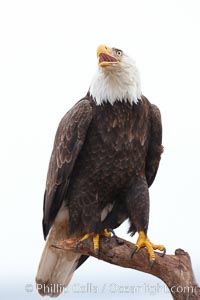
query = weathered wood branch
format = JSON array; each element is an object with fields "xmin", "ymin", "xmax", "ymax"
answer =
[{"xmin": 54, "ymin": 236, "xmax": 200, "ymax": 300}]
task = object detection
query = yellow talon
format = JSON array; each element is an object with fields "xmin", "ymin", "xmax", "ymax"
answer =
[
  {"xmin": 132, "ymin": 231, "xmax": 165, "ymax": 264},
  {"xmin": 76, "ymin": 228, "xmax": 112, "ymax": 255},
  {"xmin": 102, "ymin": 229, "xmax": 112, "ymax": 238},
  {"xmin": 93, "ymin": 234, "xmax": 100, "ymax": 255},
  {"xmin": 79, "ymin": 233, "xmax": 92, "ymax": 242}
]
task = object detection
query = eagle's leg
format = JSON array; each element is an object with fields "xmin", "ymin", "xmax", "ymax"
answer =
[
  {"xmin": 126, "ymin": 176, "xmax": 165, "ymax": 268},
  {"xmin": 76, "ymin": 229, "xmax": 112, "ymax": 255},
  {"xmin": 131, "ymin": 231, "xmax": 166, "ymax": 268}
]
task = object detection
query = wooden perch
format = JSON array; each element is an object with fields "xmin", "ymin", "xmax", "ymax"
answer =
[{"xmin": 53, "ymin": 236, "xmax": 200, "ymax": 300}]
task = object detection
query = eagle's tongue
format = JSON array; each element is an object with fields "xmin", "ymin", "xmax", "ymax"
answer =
[{"xmin": 99, "ymin": 53, "xmax": 118, "ymax": 63}]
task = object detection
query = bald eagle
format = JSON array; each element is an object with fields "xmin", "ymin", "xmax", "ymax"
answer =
[{"xmin": 36, "ymin": 45, "xmax": 165, "ymax": 297}]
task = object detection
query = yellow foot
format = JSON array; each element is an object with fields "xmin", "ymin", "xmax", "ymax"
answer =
[
  {"xmin": 131, "ymin": 231, "xmax": 166, "ymax": 269},
  {"xmin": 76, "ymin": 229, "xmax": 112, "ymax": 256}
]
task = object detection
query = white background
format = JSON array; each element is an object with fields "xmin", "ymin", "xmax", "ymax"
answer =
[{"xmin": 0, "ymin": 1, "xmax": 200, "ymax": 299}]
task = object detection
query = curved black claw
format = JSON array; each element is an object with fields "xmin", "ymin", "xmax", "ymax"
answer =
[
  {"xmin": 131, "ymin": 245, "xmax": 138, "ymax": 258},
  {"xmin": 150, "ymin": 260, "xmax": 155, "ymax": 270},
  {"xmin": 75, "ymin": 241, "xmax": 82, "ymax": 251},
  {"xmin": 160, "ymin": 247, "xmax": 166, "ymax": 257},
  {"xmin": 108, "ymin": 228, "xmax": 116, "ymax": 237},
  {"xmin": 75, "ymin": 239, "xmax": 88, "ymax": 251},
  {"xmin": 82, "ymin": 239, "xmax": 89, "ymax": 246},
  {"xmin": 95, "ymin": 248, "xmax": 99, "ymax": 256}
]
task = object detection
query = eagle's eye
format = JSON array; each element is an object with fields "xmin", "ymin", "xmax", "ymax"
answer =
[{"xmin": 116, "ymin": 50, "xmax": 123, "ymax": 57}]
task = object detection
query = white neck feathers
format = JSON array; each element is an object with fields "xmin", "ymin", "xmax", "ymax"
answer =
[{"xmin": 89, "ymin": 60, "xmax": 142, "ymax": 105}]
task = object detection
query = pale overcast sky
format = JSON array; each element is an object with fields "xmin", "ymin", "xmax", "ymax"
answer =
[{"xmin": 0, "ymin": 1, "xmax": 200, "ymax": 299}]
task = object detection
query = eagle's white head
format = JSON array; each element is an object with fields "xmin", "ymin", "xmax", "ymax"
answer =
[{"xmin": 89, "ymin": 45, "xmax": 142, "ymax": 105}]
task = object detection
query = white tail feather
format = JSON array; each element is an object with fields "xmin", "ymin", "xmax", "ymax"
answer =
[{"xmin": 35, "ymin": 206, "xmax": 81, "ymax": 297}]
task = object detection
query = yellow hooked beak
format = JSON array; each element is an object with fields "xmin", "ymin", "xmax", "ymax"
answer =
[{"xmin": 97, "ymin": 45, "xmax": 119, "ymax": 67}]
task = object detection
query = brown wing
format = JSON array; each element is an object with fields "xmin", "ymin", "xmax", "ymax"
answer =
[
  {"xmin": 145, "ymin": 103, "xmax": 164, "ymax": 187},
  {"xmin": 42, "ymin": 98, "xmax": 93, "ymax": 239}
]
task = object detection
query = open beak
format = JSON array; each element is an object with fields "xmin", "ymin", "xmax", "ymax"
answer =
[{"xmin": 97, "ymin": 45, "xmax": 119, "ymax": 67}]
